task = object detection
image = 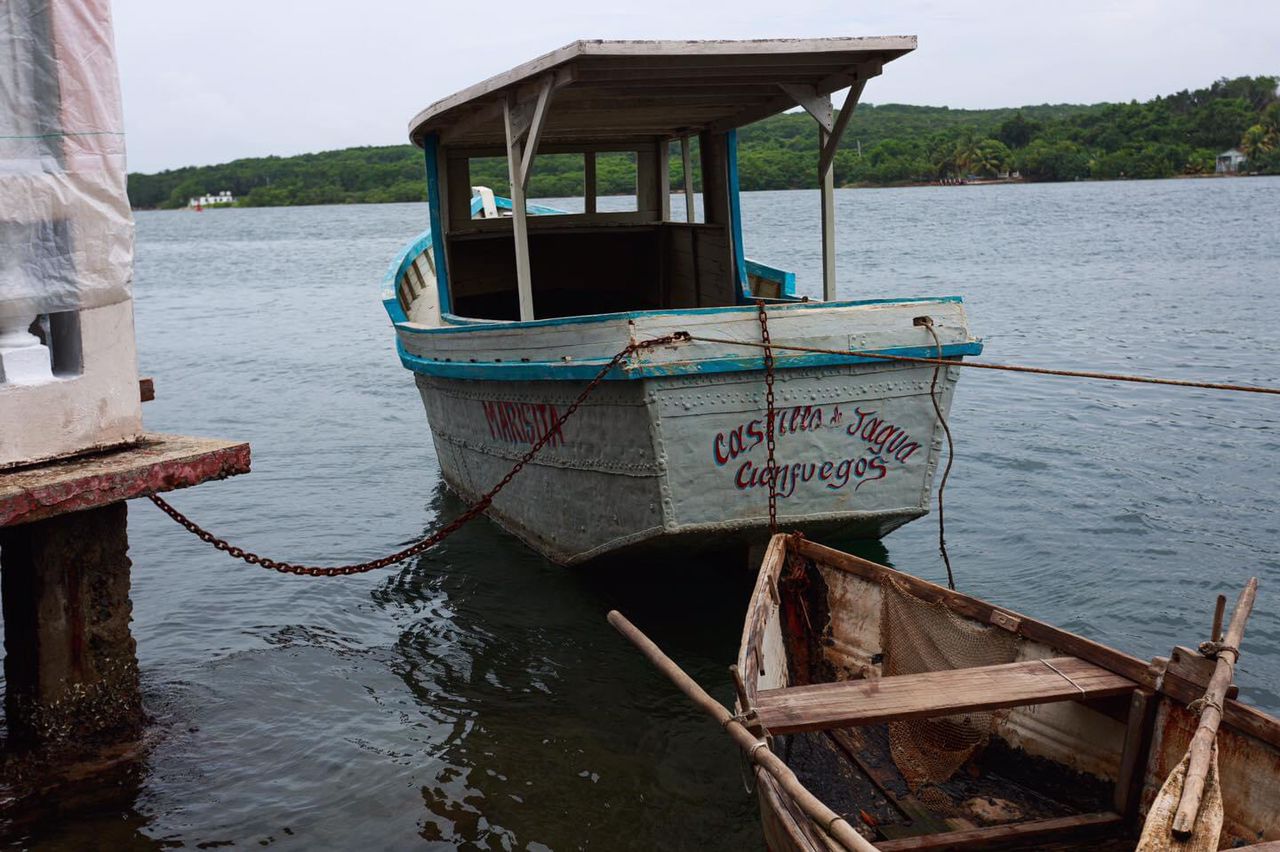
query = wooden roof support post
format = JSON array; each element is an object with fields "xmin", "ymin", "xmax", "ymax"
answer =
[
  {"xmin": 584, "ymin": 151, "xmax": 597, "ymax": 214},
  {"xmin": 502, "ymin": 75, "xmax": 554, "ymax": 321},
  {"xmin": 681, "ymin": 136, "xmax": 696, "ymax": 222},
  {"xmin": 780, "ymin": 78, "xmax": 868, "ymax": 301},
  {"xmin": 820, "ymin": 126, "xmax": 836, "ymax": 301},
  {"xmin": 656, "ymin": 140, "xmax": 671, "ymax": 221}
]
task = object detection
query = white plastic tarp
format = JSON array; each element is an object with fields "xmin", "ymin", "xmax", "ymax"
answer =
[{"xmin": 0, "ymin": 0, "xmax": 133, "ymax": 319}]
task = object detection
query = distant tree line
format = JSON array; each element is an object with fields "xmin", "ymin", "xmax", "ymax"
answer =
[{"xmin": 126, "ymin": 75, "xmax": 1279, "ymax": 209}]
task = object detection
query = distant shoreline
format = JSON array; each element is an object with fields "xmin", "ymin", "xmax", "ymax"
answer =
[{"xmin": 137, "ymin": 172, "xmax": 1271, "ymax": 212}]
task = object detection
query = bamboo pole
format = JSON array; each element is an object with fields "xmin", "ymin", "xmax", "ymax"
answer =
[
  {"xmin": 1172, "ymin": 578, "xmax": 1258, "ymax": 836},
  {"xmin": 607, "ymin": 611, "xmax": 878, "ymax": 852}
]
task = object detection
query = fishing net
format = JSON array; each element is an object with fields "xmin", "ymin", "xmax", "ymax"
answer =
[
  {"xmin": 1135, "ymin": 746, "xmax": 1223, "ymax": 852},
  {"xmin": 880, "ymin": 578, "xmax": 1019, "ymax": 790}
]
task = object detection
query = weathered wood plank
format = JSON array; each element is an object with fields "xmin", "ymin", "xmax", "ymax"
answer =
[
  {"xmin": 1167, "ymin": 645, "xmax": 1235, "ymax": 694},
  {"xmin": 874, "ymin": 811, "xmax": 1122, "ymax": 851},
  {"xmin": 0, "ymin": 434, "xmax": 251, "ymax": 527},
  {"xmin": 754, "ymin": 657, "xmax": 1135, "ymax": 734},
  {"xmin": 1114, "ymin": 689, "xmax": 1156, "ymax": 817}
]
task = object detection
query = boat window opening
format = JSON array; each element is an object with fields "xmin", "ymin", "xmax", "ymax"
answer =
[
  {"xmin": 532, "ymin": 152, "xmax": 585, "ymax": 210},
  {"xmin": 438, "ymin": 140, "xmax": 741, "ymax": 321},
  {"xmin": 468, "ymin": 153, "xmax": 589, "ymax": 216},
  {"xmin": 593, "ymin": 152, "xmax": 638, "ymax": 212},
  {"xmin": 467, "ymin": 157, "xmax": 512, "ymax": 216}
]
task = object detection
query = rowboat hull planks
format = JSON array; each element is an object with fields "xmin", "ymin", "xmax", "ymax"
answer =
[{"xmin": 738, "ymin": 535, "xmax": 1280, "ymax": 850}]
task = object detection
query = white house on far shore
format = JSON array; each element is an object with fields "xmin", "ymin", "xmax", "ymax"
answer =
[
  {"xmin": 188, "ymin": 190, "xmax": 235, "ymax": 208},
  {"xmin": 1215, "ymin": 149, "xmax": 1247, "ymax": 174}
]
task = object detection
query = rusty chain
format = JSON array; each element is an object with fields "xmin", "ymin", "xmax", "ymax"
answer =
[
  {"xmin": 756, "ymin": 300, "xmax": 779, "ymax": 535},
  {"xmin": 149, "ymin": 332, "xmax": 691, "ymax": 577}
]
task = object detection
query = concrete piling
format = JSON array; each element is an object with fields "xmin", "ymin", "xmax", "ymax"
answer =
[
  {"xmin": 0, "ymin": 434, "xmax": 249, "ymax": 762},
  {"xmin": 1, "ymin": 503, "xmax": 142, "ymax": 750}
]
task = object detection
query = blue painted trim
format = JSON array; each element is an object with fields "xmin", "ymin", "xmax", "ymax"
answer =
[
  {"xmin": 483, "ymin": 195, "xmax": 563, "ymax": 216},
  {"xmin": 725, "ymin": 130, "xmax": 751, "ymax": 304},
  {"xmin": 424, "ymin": 134, "xmax": 452, "ymax": 316},
  {"xmin": 380, "ymin": 228, "xmax": 434, "ymax": 323},
  {"xmin": 744, "ymin": 258, "xmax": 797, "ymax": 297},
  {"xmin": 394, "ymin": 295, "xmax": 967, "ymax": 335},
  {"xmin": 397, "ymin": 340, "xmax": 985, "ymax": 382}
]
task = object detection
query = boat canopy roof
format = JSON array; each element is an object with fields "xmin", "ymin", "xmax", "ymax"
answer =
[{"xmin": 408, "ymin": 37, "xmax": 916, "ymax": 148}]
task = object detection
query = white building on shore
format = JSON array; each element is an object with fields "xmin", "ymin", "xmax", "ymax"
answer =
[
  {"xmin": 188, "ymin": 190, "xmax": 235, "ymax": 207},
  {"xmin": 1215, "ymin": 149, "xmax": 1247, "ymax": 174}
]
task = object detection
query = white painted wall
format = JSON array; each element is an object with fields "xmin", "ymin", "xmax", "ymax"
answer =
[{"xmin": 0, "ymin": 300, "xmax": 143, "ymax": 468}]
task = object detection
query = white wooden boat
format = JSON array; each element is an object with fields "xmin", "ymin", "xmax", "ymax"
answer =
[
  {"xmin": 722, "ymin": 535, "xmax": 1279, "ymax": 850},
  {"xmin": 381, "ymin": 38, "xmax": 983, "ymax": 565}
]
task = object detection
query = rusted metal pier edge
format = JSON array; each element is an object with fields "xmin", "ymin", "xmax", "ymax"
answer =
[{"xmin": 0, "ymin": 434, "xmax": 249, "ymax": 781}]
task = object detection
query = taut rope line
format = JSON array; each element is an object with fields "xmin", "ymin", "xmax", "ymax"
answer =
[
  {"xmin": 150, "ymin": 323, "xmax": 1277, "ymax": 578},
  {"xmin": 685, "ymin": 335, "xmax": 1280, "ymax": 396}
]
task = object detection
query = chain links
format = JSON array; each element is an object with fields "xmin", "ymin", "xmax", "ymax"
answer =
[
  {"xmin": 756, "ymin": 300, "xmax": 779, "ymax": 535},
  {"xmin": 149, "ymin": 332, "xmax": 691, "ymax": 577}
]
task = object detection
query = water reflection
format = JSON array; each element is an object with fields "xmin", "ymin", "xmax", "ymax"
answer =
[
  {"xmin": 374, "ymin": 485, "xmax": 764, "ymax": 849},
  {"xmin": 0, "ymin": 746, "xmax": 157, "ymax": 850}
]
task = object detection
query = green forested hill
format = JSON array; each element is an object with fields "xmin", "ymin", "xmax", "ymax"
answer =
[{"xmin": 127, "ymin": 75, "xmax": 1279, "ymax": 209}]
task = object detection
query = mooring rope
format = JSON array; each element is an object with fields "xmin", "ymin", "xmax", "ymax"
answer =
[
  {"xmin": 916, "ymin": 318, "xmax": 957, "ymax": 590},
  {"xmin": 149, "ymin": 332, "xmax": 691, "ymax": 576},
  {"xmin": 685, "ymin": 335, "xmax": 1280, "ymax": 396}
]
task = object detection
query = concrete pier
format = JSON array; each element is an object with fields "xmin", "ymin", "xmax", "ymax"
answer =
[{"xmin": 0, "ymin": 434, "xmax": 249, "ymax": 755}]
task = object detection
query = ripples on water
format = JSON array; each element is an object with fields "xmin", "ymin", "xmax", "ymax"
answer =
[{"xmin": 6, "ymin": 177, "xmax": 1278, "ymax": 849}]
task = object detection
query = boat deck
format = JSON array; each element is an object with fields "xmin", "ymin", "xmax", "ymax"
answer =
[{"xmin": 781, "ymin": 725, "xmax": 1134, "ymax": 850}]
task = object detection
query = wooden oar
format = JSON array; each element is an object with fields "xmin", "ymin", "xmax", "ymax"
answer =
[
  {"xmin": 1137, "ymin": 578, "xmax": 1257, "ymax": 849},
  {"xmin": 607, "ymin": 610, "xmax": 880, "ymax": 852}
]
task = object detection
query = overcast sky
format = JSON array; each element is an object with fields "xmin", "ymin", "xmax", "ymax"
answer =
[{"xmin": 113, "ymin": 0, "xmax": 1279, "ymax": 174}]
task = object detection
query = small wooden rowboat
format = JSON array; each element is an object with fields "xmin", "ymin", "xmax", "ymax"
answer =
[{"xmin": 610, "ymin": 534, "xmax": 1279, "ymax": 850}]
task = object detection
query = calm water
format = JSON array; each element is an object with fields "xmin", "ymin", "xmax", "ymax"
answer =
[{"xmin": 9, "ymin": 177, "xmax": 1280, "ymax": 849}]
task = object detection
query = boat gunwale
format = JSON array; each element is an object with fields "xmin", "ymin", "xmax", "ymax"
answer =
[
  {"xmin": 399, "ymin": 295, "xmax": 968, "ymax": 335},
  {"xmin": 395, "ymin": 339, "xmax": 982, "ymax": 382}
]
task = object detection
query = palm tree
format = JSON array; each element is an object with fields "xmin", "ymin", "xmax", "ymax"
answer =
[
  {"xmin": 1240, "ymin": 124, "xmax": 1272, "ymax": 162},
  {"xmin": 951, "ymin": 137, "xmax": 983, "ymax": 177},
  {"xmin": 970, "ymin": 140, "xmax": 1012, "ymax": 178}
]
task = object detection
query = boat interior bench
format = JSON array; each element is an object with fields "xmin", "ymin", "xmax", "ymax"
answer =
[{"xmin": 753, "ymin": 656, "xmax": 1136, "ymax": 734}]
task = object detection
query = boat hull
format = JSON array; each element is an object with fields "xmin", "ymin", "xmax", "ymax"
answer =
[{"xmin": 416, "ymin": 356, "xmax": 957, "ymax": 565}]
